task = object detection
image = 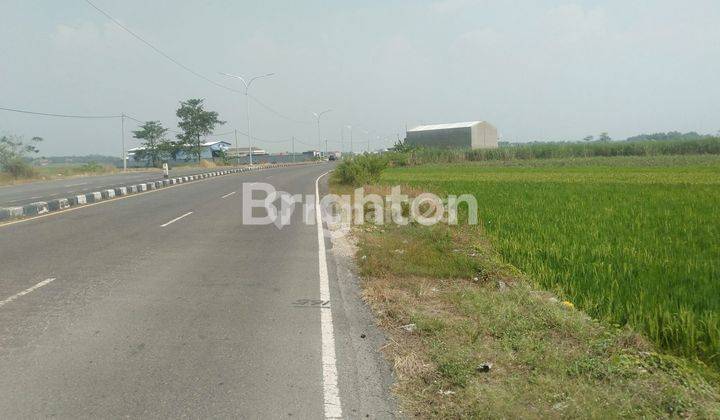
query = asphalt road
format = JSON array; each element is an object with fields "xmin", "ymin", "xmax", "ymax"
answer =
[
  {"xmin": 0, "ymin": 164, "xmax": 395, "ymax": 418},
  {"xmin": 0, "ymin": 167, "xmax": 224, "ymax": 208}
]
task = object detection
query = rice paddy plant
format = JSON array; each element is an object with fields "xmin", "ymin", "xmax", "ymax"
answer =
[{"xmin": 380, "ymin": 155, "xmax": 720, "ymax": 367}]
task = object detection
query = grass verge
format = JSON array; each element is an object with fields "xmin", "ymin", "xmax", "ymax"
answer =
[{"xmin": 349, "ymin": 221, "xmax": 720, "ymax": 418}]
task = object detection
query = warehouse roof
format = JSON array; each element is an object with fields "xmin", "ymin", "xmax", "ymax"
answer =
[{"xmin": 407, "ymin": 121, "xmax": 483, "ymax": 132}]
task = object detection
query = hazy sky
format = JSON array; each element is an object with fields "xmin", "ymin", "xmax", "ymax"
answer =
[{"xmin": 1, "ymin": 0, "xmax": 719, "ymax": 156}]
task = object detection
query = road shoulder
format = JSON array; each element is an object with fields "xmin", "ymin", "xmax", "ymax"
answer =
[{"xmin": 322, "ymin": 178, "xmax": 398, "ymax": 419}]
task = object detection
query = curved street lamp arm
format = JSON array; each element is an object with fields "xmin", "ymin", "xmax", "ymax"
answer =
[
  {"xmin": 248, "ymin": 73, "xmax": 275, "ymax": 89},
  {"xmin": 313, "ymin": 109, "xmax": 332, "ymax": 121},
  {"xmin": 219, "ymin": 72, "xmax": 248, "ymax": 90}
]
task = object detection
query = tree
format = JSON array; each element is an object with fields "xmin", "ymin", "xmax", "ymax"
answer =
[
  {"xmin": 392, "ymin": 138, "xmax": 417, "ymax": 152},
  {"xmin": 0, "ymin": 135, "xmax": 42, "ymax": 178},
  {"xmin": 598, "ymin": 132, "xmax": 612, "ymax": 142},
  {"xmin": 132, "ymin": 121, "xmax": 169, "ymax": 167},
  {"xmin": 159, "ymin": 140, "xmax": 183, "ymax": 162},
  {"xmin": 214, "ymin": 149, "xmax": 231, "ymax": 165},
  {"xmin": 176, "ymin": 99, "xmax": 225, "ymax": 162}
]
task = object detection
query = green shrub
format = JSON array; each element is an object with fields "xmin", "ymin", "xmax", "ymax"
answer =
[
  {"xmin": 3, "ymin": 158, "xmax": 35, "ymax": 178},
  {"xmin": 0, "ymin": 134, "xmax": 41, "ymax": 179},
  {"xmin": 78, "ymin": 161, "xmax": 104, "ymax": 172},
  {"xmin": 332, "ymin": 154, "xmax": 389, "ymax": 185}
]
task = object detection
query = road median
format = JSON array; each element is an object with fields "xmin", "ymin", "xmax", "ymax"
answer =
[{"xmin": 0, "ymin": 162, "xmax": 322, "ymax": 223}]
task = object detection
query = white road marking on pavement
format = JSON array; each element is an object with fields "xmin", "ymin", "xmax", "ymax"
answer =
[
  {"xmin": 0, "ymin": 278, "xmax": 56, "ymax": 309},
  {"xmin": 29, "ymin": 196, "xmax": 41, "ymax": 200},
  {"xmin": 160, "ymin": 211, "xmax": 193, "ymax": 227},
  {"xmin": 315, "ymin": 171, "xmax": 343, "ymax": 419},
  {"xmin": 221, "ymin": 191, "xmax": 236, "ymax": 199},
  {"xmin": 64, "ymin": 182, "xmax": 87, "ymax": 187}
]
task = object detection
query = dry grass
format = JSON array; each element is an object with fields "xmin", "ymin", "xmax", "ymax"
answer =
[
  {"xmin": 349, "ymin": 221, "xmax": 720, "ymax": 418},
  {"xmin": 0, "ymin": 165, "xmax": 125, "ymax": 186},
  {"xmin": 198, "ymin": 159, "xmax": 217, "ymax": 168}
]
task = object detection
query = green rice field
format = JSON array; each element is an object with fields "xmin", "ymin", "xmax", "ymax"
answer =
[{"xmin": 379, "ymin": 155, "xmax": 720, "ymax": 367}]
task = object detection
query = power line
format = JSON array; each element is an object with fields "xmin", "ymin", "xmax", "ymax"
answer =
[
  {"xmin": 83, "ymin": 0, "xmax": 242, "ymax": 95},
  {"xmin": 123, "ymin": 114, "xmax": 183, "ymax": 135},
  {"xmin": 249, "ymin": 95, "xmax": 313, "ymax": 124},
  {"xmin": 210, "ymin": 128, "xmax": 290, "ymax": 145},
  {"xmin": 85, "ymin": 1, "xmax": 331, "ymax": 127},
  {"xmin": 294, "ymin": 137, "xmax": 317, "ymax": 148},
  {"xmin": 84, "ymin": 0, "xmax": 313, "ymax": 126},
  {"xmin": 0, "ymin": 106, "xmax": 120, "ymax": 119}
]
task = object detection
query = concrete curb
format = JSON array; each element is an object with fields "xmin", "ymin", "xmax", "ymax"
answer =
[
  {"xmin": 85, "ymin": 192, "xmax": 102, "ymax": 203},
  {"xmin": 70, "ymin": 195, "xmax": 87, "ymax": 206},
  {"xmin": 22, "ymin": 202, "xmax": 49, "ymax": 216},
  {"xmin": 0, "ymin": 161, "xmax": 324, "ymax": 222},
  {"xmin": 0, "ymin": 206, "xmax": 24, "ymax": 220},
  {"xmin": 48, "ymin": 198, "xmax": 71, "ymax": 211}
]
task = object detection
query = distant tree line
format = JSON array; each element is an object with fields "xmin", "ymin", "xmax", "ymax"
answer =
[{"xmin": 625, "ymin": 131, "xmax": 713, "ymax": 142}]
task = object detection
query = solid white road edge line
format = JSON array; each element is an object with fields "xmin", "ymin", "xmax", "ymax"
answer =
[
  {"xmin": 0, "ymin": 278, "xmax": 56, "ymax": 308},
  {"xmin": 221, "ymin": 191, "xmax": 236, "ymax": 199},
  {"xmin": 315, "ymin": 171, "xmax": 343, "ymax": 419},
  {"xmin": 160, "ymin": 211, "xmax": 193, "ymax": 227}
]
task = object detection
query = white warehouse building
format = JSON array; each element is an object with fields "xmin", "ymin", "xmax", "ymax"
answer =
[{"xmin": 406, "ymin": 121, "xmax": 498, "ymax": 149}]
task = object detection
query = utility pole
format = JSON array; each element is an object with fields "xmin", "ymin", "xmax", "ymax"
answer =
[
  {"xmin": 362, "ymin": 129, "xmax": 371, "ymax": 154},
  {"xmin": 325, "ymin": 139, "xmax": 328, "ymax": 159},
  {"xmin": 292, "ymin": 136, "xmax": 296, "ymax": 163},
  {"xmin": 121, "ymin": 112, "xmax": 126, "ymax": 172},
  {"xmin": 340, "ymin": 128, "xmax": 344, "ymax": 155},
  {"xmin": 234, "ymin": 129, "xmax": 239, "ymax": 166},
  {"xmin": 347, "ymin": 125, "xmax": 353, "ymax": 156}
]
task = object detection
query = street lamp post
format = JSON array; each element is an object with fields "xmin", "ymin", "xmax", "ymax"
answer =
[
  {"xmin": 234, "ymin": 128, "xmax": 239, "ymax": 166},
  {"xmin": 120, "ymin": 112, "xmax": 126, "ymax": 172},
  {"xmin": 362, "ymin": 129, "xmax": 372, "ymax": 154},
  {"xmin": 346, "ymin": 125, "xmax": 353, "ymax": 156},
  {"xmin": 313, "ymin": 109, "xmax": 331, "ymax": 157},
  {"xmin": 220, "ymin": 72, "xmax": 274, "ymax": 167}
]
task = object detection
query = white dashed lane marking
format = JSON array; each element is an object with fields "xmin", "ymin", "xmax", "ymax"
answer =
[
  {"xmin": 0, "ymin": 278, "xmax": 57, "ymax": 309},
  {"xmin": 160, "ymin": 212, "xmax": 193, "ymax": 227}
]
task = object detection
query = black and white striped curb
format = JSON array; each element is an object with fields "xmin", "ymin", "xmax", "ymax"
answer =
[{"xmin": 0, "ymin": 162, "xmax": 323, "ymax": 222}]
